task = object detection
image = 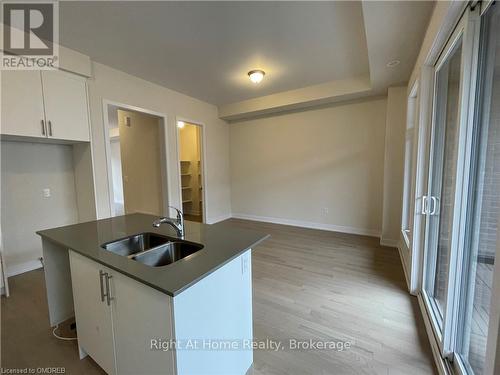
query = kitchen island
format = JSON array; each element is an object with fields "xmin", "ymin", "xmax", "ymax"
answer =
[{"xmin": 37, "ymin": 213, "xmax": 269, "ymax": 375}]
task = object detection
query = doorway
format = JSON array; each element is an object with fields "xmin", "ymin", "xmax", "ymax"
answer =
[
  {"xmin": 177, "ymin": 120, "xmax": 205, "ymax": 223},
  {"xmin": 105, "ymin": 103, "xmax": 168, "ymax": 217}
]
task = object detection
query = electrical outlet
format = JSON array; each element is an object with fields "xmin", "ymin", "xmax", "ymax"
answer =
[
  {"xmin": 321, "ymin": 207, "xmax": 329, "ymax": 216},
  {"xmin": 43, "ymin": 188, "xmax": 51, "ymax": 198}
]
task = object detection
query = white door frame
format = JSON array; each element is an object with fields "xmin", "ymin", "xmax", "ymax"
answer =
[
  {"xmin": 0, "ymin": 231, "xmax": 10, "ymax": 297},
  {"xmin": 102, "ymin": 99, "xmax": 171, "ymax": 217},
  {"xmin": 175, "ymin": 117, "xmax": 208, "ymax": 223}
]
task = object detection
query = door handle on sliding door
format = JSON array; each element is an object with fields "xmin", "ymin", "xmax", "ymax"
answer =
[
  {"xmin": 421, "ymin": 195, "xmax": 429, "ymax": 215},
  {"xmin": 429, "ymin": 196, "xmax": 438, "ymax": 216},
  {"xmin": 421, "ymin": 196, "xmax": 438, "ymax": 215}
]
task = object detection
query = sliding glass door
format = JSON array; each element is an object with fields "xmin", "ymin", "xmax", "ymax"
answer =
[
  {"xmin": 423, "ymin": 34, "xmax": 463, "ymax": 332},
  {"xmin": 455, "ymin": 3, "xmax": 500, "ymax": 374},
  {"xmin": 422, "ymin": 10, "xmax": 473, "ymax": 354},
  {"xmin": 418, "ymin": 3, "xmax": 500, "ymax": 374}
]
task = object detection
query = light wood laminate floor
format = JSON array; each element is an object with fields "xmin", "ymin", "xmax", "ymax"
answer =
[{"xmin": 1, "ymin": 219, "xmax": 435, "ymax": 374}]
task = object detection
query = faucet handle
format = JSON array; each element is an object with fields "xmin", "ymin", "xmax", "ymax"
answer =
[{"xmin": 168, "ymin": 205, "xmax": 182, "ymax": 219}]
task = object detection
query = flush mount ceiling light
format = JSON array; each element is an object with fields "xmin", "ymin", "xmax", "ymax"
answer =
[
  {"xmin": 386, "ymin": 60, "xmax": 401, "ymax": 68},
  {"xmin": 177, "ymin": 120, "xmax": 185, "ymax": 129},
  {"xmin": 248, "ymin": 69, "xmax": 265, "ymax": 84}
]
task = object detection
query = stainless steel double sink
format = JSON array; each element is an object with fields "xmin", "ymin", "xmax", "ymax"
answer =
[{"xmin": 101, "ymin": 233, "xmax": 203, "ymax": 267}]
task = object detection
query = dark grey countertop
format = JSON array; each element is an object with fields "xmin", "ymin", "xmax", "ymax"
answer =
[{"xmin": 37, "ymin": 213, "xmax": 269, "ymax": 296}]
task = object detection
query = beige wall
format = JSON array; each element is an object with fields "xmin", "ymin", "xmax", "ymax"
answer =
[
  {"xmin": 230, "ymin": 98, "xmax": 387, "ymax": 236},
  {"xmin": 381, "ymin": 87, "xmax": 407, "ymax": 245},
  {"xmin": 87, "ymin": 62, "xmax": 232, "ymax": 224},
  {"xmin": 117, "ymin": 109, "xmax": 163, "ymax": 216}
]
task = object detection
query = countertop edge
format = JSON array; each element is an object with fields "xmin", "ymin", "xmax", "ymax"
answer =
[{"xmin": 38, "ymin": 232, "xmax": 271, "ymax": 297}]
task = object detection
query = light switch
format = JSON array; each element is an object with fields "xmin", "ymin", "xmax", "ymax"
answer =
[{"xmin": 43, "ymin": 188, "xmax": 51, "ymax": 198}]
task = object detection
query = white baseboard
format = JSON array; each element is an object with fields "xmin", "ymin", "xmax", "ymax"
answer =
[
  {"xmin": 380, "ymin": 238, "xmax": 399, "ymax": 248},
  {"xmin": 6, "ymin": 259, "xmax": 43, "ymax": 277},
  {"xmin": 417, "ymin": 294, "xmax": 451, "ymax": 375},
  {"xmin": 397, "ymin": 244, "xmax": 411, "ymax": 291},
  {"xmin": 205, "ymin": 213, "xmax": 232, "ymax": 225},
  {"xmin": 231, "ymin": 213, "xmax": 381, "ymax": 237}
]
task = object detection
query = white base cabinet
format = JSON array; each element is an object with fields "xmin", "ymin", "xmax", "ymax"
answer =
[
  {"xmin": 69, "ymin": 251, "xmax": 116, "ymax": 374},
  {"xmin": 111, "ymin": 266, "xmax": 175, "ymax": 375},
  {"xmin": 68, "ymin": 249, "xmax": 252, "ymax": 375},
  {"xmin": 69, "ymin": 251, "xmax": 175, "ymax": 375}
]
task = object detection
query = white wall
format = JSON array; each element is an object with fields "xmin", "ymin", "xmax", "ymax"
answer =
[
  {"xmin": 87, "ymin": 62, "xmax": 232, "ymax": 223},
  {"xmin": 230, "ymin": 97, "xmax": 387, "ymax": 236},
  {"xmin": 381, "ymin": 86, "xmax": 407, "ymax": 246},
  {"xmin": 1, "ymin": 141, "xmax": 79, "ymax": 276}
]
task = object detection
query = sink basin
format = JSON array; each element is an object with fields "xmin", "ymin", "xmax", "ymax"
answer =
[
  {"xmin": 101, "ymin": 232, "xmax": 172, "ymax": 256},
  {"xmin": 132, "ymin": 241, "xmax": 204, "ymax": 267}
]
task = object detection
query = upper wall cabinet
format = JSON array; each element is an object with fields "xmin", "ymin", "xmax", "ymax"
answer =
[
  {"xmin": 1, "ymin": 71, "xmax": 46, "ymax": 138},
  {"xmin": 1, "ymin": 70, "xmax": 90, "ymax": 142},
  {"xmin": 41, "ymin": 70, "xmax": 90, "ymax": 142}
]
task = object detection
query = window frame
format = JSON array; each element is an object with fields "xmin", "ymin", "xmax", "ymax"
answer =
[{"xmin": 401, "ymin": 82, "xmax": 419, "ymax": 249}]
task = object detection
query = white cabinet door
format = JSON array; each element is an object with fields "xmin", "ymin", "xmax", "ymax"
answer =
[
  {"xmin": 41, "ymin": 70, "xmax": 90, "ymax": 142},
  {"xmin": 69, "ymin": 251, "xmax": 116, "ymax": 375},
  {"xmin": 1, "ymin": 70, "xmax": 46, "ymax": 138},
  {"xmin": 110, "ymin": 269, "xmax": 175, "ymax": 375}
]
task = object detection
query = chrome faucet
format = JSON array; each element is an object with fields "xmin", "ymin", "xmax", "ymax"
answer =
[{"xmin": 152, "ymin": 206, "xmax": 185, "ymax": 238}]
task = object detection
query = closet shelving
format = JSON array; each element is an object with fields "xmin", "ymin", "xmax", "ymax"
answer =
[
  {"xmin": 180, "ymin": 160, "xmax": 193, "ymax": 209},
  {"xmin": 180, "ymin": 159, "xmax": 203, "ymax": 216},
  {"xmin": 197, "ymin": 160, "xmax": 203, "ymax": 208}
]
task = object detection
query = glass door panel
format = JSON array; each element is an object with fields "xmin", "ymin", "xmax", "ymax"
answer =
[
  {"xmin": 456, "ymin": 4, "xmax": 500, "ymax": 374},
  {"xmin": 423, "ymin": 36, "xmax": 463, "ymax": 330}
]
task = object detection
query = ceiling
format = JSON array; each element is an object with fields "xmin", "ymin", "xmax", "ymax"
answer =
[{"xmin": 59, "ymin": 1, "xmax": 435, "ymax": 120}]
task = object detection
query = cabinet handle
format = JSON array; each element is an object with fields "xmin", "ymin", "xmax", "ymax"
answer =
[
  {"xmin": 104, "ymin": 273, "xmax": 113, "ymax": 306},
  {"xmin": 48, "ymin": 120, "xmax": 53, "ymax": 136},
  {"xmin": 99, "ymin": 270, "xmax": 106, "ymax": 302},
  {"xmin": 41, "ymin": 120, "xmax": 46, "ymax": 136}
]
